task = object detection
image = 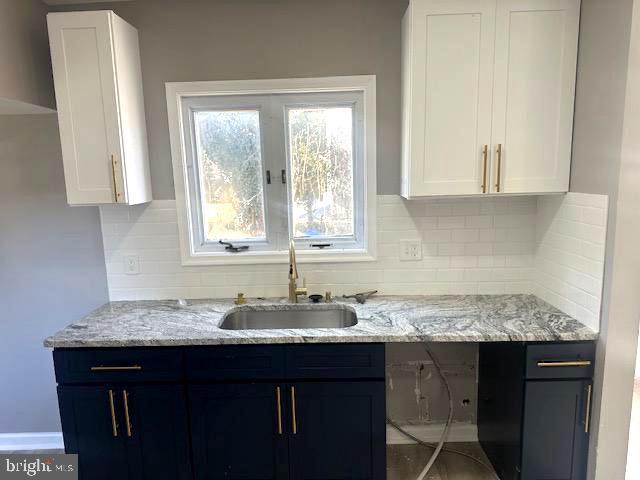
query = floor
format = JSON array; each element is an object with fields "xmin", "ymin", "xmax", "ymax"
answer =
[
  {"xmin": 1, "ymin": 449, "xmax": 64, "ymax": 454},
  {"xmin": 4, "ymin": 444, "xmax": 498, "ymax": 480},
  {"xmin": 388, "ymin": 443, "xmax": 497, "ymax": 480},
  {"xmin": 626, "ymin": 378, "xmax": 640, "ymax": 480}
]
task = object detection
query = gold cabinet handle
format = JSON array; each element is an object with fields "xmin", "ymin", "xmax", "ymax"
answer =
[
  {"xmin": 111, "ymin": 154, "xmax": 120, "ymax": 203},
  {"xmin": 290, "ymin": 386, "xmax": 297, "ymax": 435},
  {"xmin": 122, "ymin": 390, "xmax": 132, "ymax": 437},
  {"xmin": 495, "ymin": 144, "xmax": 502, "ymax": 192},
  {"xmin": 91, "ymin": 365, "xmax": 142, "ymax": 372},
  {"xmin": 481, "ymin": 144, "xmax": 488, "ymax": 193},
  {"xmin": 584, "ymin": 384, "xmax": 592, "ymax": 433},
  {"xmin": 537, "ymin": 360, "xmax": 592, "ymax": 367},
  {"xmin": 108, "ymin": 389, "xmax": 118, "ymax": 437},
  {"xmin": 276, "ymin": 387, "xmax": 283, "ymax": 435}
]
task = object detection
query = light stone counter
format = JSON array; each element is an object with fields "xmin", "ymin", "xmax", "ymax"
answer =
[{"xmin": 44, "ymin": 294, "xmax": 597, "ymax": 348}]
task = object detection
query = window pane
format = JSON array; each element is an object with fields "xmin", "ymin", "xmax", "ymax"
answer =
[
  {"xmin": 193, "ymin": 110, "xmax": 266, "ymax": 241},
  {"xmin": 287, "ymin": 106, "xmax": 355, "ymax": 238}
]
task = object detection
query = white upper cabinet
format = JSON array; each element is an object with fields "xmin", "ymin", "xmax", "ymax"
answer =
[
  {"xmin": 402, "ymin": 0, "xmax": 496, "ymax": 197},
  {"xmin": 491, "ymin": 0, "xmax": 580, "ymax": 194},
  {"xmin": 47, "ymin": 11, "xmax": 152, "ymax": 205},
  {"xmin": 401, "ymin": 0, "xmax": 580, "ymax": 197}
]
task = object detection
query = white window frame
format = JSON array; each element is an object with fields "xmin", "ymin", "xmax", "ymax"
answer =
[{"xmin": 166, "ymin": 76, "xmax": 377, "ymax": 266}]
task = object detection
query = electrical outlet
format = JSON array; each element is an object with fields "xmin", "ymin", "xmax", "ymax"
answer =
[
  {"xmin": 124, "ymin": 255, "xmax": 140, "ymax": 275},
  {"xmin": 399, "ymin": 240, "xmax": 422, "ymax": 261}
]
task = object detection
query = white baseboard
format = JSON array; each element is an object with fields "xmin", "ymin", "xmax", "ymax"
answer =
[
  {"xmin": 0, "ymin": 426, "xmax": 475, "ymax": 450},
  {"xmin": 386, "ymin": 423, "xmax": 478, "ymax": 444},
  {"xmin": 0, "ymin": 432, "xmax": 64, "ymax": 451}
]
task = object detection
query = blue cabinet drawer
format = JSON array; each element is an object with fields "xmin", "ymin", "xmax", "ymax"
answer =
[
  {"xmin": 186, "ymin": 345, "xmax": 286, "ymax": 381},
  {"xmin": 525, "ymin": 342, "xmax": 595, "ymax": 379},
  {"xmin": 54, "ymin": 348, "xmax": 183, "ymax": 384},
  {"xmin": 285, "ymin": 344, "xmax": 385, "ymax": 379}
]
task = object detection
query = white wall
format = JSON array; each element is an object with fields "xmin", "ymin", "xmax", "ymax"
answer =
[
  {"xmin": 0, "ymin": 0, "xmax": 56, "ymax": 113},
  {"xmin": 590, "ymin": 0, "xmax": 640, "ymax": 476},
  {"xmin": 569, "ymin": 0, "xmax": 640, "ymax": 477},
  {"xmin": 50, "ymin": 0, "xmax": 408, "ymax": 196},
  {"xmin": 0, "ymin": 115, "xmax": 108, "ymax": 436}
]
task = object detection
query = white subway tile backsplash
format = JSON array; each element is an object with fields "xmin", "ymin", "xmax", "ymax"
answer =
[
  {"xmin": 532, "ymin": 193, "xmax": 608, "ymax": 332},
  {"xmin": 99, "ymin": 193, "xmax": 607, "ymax": 333}
]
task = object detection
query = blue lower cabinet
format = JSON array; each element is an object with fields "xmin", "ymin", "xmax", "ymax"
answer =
[
  {"xmin": 189, "ymin": 381, "xmax": 386, "ymax": 480},
  {"xmin": 189, "ymin": 383, "xmax": 289, "ymax": 480},
  {"xmin": 521, "ymin": 380, "xmax": 592, "ymax": 480},
  {"xmin": 288, "ymin": 382, "xmax": 386, "ymax": 480},
  {"xmin": 478, "ymin": 342, "xmax": 594, "ymax": 480},
  {"xmin": 58, "ymin": 384, "xmax": 191, "ymax": 480},
  {"xmin": 53, "ymin": 344, "xmax": 387, "ymax": 480},
  {"xmin": 124, "ymin": 385, "xmax": 192, "ymax": 480},
  {"xmin": 58, "ymin": 385, "xmax": 130, "ymax": 480}
]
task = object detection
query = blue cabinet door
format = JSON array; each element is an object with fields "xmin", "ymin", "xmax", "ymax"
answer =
[
  {"xmin": 521, "ymin": 380, "xmax": 592, "ymax": 480},
  {"xmin": 288, "ymin": 382, "xmax": 386, "ymax": 480},
  {"xmin": 58, "ymin": 385, "xmax": 130, "ymax": 480},
  {"xmin": 124, "ymin": 385, "xmax": 192, "ymax": 480},
  {"xmin": 189, "ymin": 383, "xmax": 289, "ymax": 480},
  {"xmin": 59, "ymin": 384, "xmax": 191, "ymax": 480}
]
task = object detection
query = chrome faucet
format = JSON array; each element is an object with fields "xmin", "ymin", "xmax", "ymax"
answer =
[{"xmin": 288, "ymin": 241, "xmax": 307, "ymax": 303}]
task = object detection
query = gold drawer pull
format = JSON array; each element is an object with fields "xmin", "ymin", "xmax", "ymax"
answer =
[
  {"xmin": 91, "ymin": 365, "xmax": 143, "ymax": 372},
  {"xmin": 291, "ymin": 386, "xmax": 297, "ymax": 435},
  {"xmin": 537, "ymin": 360, "xmax": 592, "ymax": 368},
  {"xmin": 108, "ymin": 389, "xmax": 118, "ymax": 437},
  {"xmin": 123, "ymin": 390, "xmax": 132, "ymax": 437},
  {"xmin": 584, "ymin": 384, "xmax": 592, "ymax": 433},
  {"xmin": 111, "ymin": 154, "xmax": 120, "ymax": 203},
  {"xmin": 276, "ymin": 387, "xmax": 283, "ymax": 435},
  {"xmin": 495, "ymin": 144, "xmax": 502, "ymax": 192},
  {"xmin": 481, "ymin": 144, "xmax": 488, "ymax": 193}
]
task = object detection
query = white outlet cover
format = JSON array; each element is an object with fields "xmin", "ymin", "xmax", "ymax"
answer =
[
  {"xmin": 399, "ymin": 240, "xmax": 422, "ymax": 261},
  {"xmin": 124, "ymin": 255, "xmax": 140, "ymax": 275}
]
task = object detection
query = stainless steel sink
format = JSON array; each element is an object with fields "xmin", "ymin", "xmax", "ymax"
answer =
[{"xmin": 220, "ymin": 305, "xmax": 358, "ymax": 330}]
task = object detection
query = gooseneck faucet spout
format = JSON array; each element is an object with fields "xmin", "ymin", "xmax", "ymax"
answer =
[{"xmin": 288, "ymin": 241, "xmax": 307, "ymax": 303}]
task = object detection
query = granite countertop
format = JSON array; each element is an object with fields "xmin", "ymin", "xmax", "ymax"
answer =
[{"xmin": 44, "ymin": 294, "xmax": 598, "ymax": 348}]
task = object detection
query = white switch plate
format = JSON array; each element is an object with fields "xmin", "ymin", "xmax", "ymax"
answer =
[
  {"xmin": 124, "ymin": 255, "xmax": 140, "ymax": 275},
  {"xmin": 399, "ymin": 240, "xmax": 422, "ymax": 261}
]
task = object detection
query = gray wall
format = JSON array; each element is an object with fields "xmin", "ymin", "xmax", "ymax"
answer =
[
  {"xmin": 570, "ymin": 0, "xmax": 640, "ymax": 478},
  {"xmin": 53, "ymin": 0, "xmax": 408, "ymax": 197},
  {"xmin": 0, "ymin": 0, "xmax": 55, "ymax": 110},
  {"xmin": 0, "ymin": 115, "xmax": 108, "ymax": 433}
]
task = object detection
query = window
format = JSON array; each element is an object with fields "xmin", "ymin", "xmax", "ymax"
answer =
[{"xmin": 167, "ymin": 76, "xmax": 376, "ymax": 265}]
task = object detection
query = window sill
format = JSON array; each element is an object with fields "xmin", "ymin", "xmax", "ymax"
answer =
[{"xmin": 181, "ymin": 249, "xmax": 376, "ymax": 266}]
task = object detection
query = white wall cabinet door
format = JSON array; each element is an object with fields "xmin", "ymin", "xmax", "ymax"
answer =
[
  {"xmin": 47, "ymin": 10, "xmax": 152, "ymax": 205},
  {"xmin": 490, "ymin": 0, "xmax": 580, "ymax": 194},
  {"xmin": 402, "ymin": 0, "xmax": 496, "ymax": 197}
]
